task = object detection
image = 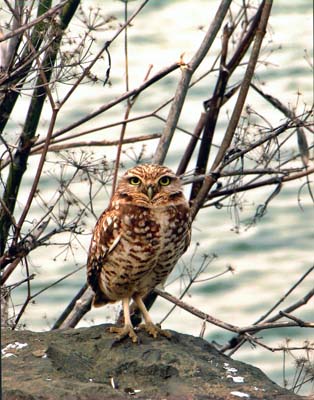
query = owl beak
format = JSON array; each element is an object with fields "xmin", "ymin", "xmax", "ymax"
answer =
[{"xmin": 146, "ymin": 185, "xmax": 155, "ymax": 200}]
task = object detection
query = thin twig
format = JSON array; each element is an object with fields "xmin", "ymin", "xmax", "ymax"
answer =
[
  {"xmin": 0, "ymin": 1, "xmax": 67, "ymax": 43},
  {"xmin": 33, "ymin": 133, "xmax": 161, "ymax": 153},
  {"xmin": 154, "ymin": 288, "xmax": 314, "ymax": 337},
  {"xmin": 223, "ymin": 285, "xmax": 314, "ymax": 354},
  {"xmin": 42, "ymin": 62, "xmax": 180, "ymax": 142},
  {"xmin": 12, "ymin": 257, "xmax": 31, "ymax": 329},
  {"xmin": 13, "ymin": 106, "xmax": 60, "ymax": 247},
  {"xmin": 254, "ymin": 265, "xmax": 314, "ymax": 324},
  {"xmin": 59, "ymin": 0, "xmax": 151, "ymax": 107}
]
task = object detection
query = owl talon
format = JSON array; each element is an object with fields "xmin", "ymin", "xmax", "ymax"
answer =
[
  {"xmin": 109, "ymin": 325, "xmax": 138, "ymax": 343},
  {"xmin": 139, "ymin": 322, "xmax": 171, "ymax": 339}
]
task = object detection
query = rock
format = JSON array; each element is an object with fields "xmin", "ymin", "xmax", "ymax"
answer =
[{"xmin": 1, "ymin": 324, "xmax": 304, "ymax": 400}]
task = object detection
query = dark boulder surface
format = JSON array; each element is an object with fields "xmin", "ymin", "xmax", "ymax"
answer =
[{"xmin": 2, "ymin": 324, "xmax": 305, "ymax": 400}]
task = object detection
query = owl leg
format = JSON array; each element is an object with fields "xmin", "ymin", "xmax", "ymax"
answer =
[
  {"xmin": 133, "ymin": 294, "xmax": 171, "ymax": 339},
  {"xmin": 109, "ymin": 297, "xmax": 138, "ymax": 343}
]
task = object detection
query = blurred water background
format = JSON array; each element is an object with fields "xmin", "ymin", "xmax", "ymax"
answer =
[{"xmin": 3, "ymin": 0, "xmax": 313, "ymax": 395}]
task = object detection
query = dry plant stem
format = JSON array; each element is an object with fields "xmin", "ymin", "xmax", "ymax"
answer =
[
  {"xmin": 262, "ymin": 344, "xmax": 314, "ymax": 352},
  {"xmin": 1, "ymin": 117, "xmax": 161, "ymax": 169},
  {"xmin": 111, "ymin": 50, "xmax": 131, "ymax": 195},
  {"xmin": 29, "ymin": 265, "xmax": 85, "ymax": 304},
  {"xmin": 23, "ymin": 0, "xmax": 261, "ymax": 167},
  {"xmin": 189, "ymin": 1, "xmax": 265, "ymax": 198},
  {"xmin": 220, "ymin": 119, "xmax": 310, "ymax": 169},
  {"xmin": 112, "ymin": 108, "xmax": 131, "ymax": 196},
  {"xmin": 204, "ymin": 166, "xmax": 314, "ymax": 204},
  {"xmin": 0, "ymin": 198, "xmax": 16, "ymax": 228},
  {"xmin": 185, "ymin": 167, "xmax": 306, "ymax": 184},
  {"xmin": 33, "ymin": 133, "xmax": 161, "ymax": 153},
  {"xmin": 0, "ymin": 0, "xmax": 72, "ymax": 133},
  {"xmin": 0, "ymin": 220, "xmax": 50, "ymax": 282},
  {"xmin": 52, "ymin": 283, "xmax": 89, "ymax": 329},
  {"xmin": 264, "ymin": 287, "xmax": 314, "ymax": 325},
  {"xmin": 11, "ymin": 258, "xmax": 31, "ymax": 329},
  {"xmin": 154, "ymin": 288, "xmax": 314, "ymax": 336},
  {"xmin": 0, "ymin": 36, "xmax": 56, "ymax": 87},
  {"xmin": 30, "ymin": 116, "xmax": 156, "ymax": 153},
  {"xmin": 157, "ymin": 4, "xmax": 260, "ymax": 183},
  {"xmin": 154, "ymin": 288, "xmax": 237, "ymax": 333},
  {"xmin": 111, "ymin": 79, "xmax": 154, "ymax": 198},
  {"xmin": 59, "ymin": 0, "xmax": 150, "ymax": 108},
  {"xmin": 176, "ymin": 112, "xmax": 207, "ymax": 175},
  {"xmin": 190, "ymin": 24, "xmax": 231, "ymax": 200},
  {"xmin": 198, "ymin": 117, "xmax": 313, "ymax": 207},
  {"xmin": 279, "ymin": 311, "xmax": 306, "ymax": 326},
  {"xmin": 111, "ymin": 4, "xmax": 143, "ymax": 197},
  {"xmin": 251, "ymin": 84, "xmax": 310, "ymax": 165},
  {"xmin": 212, "ymin": 0, "xmax": 273, "ymax": 170},
  {"xmin": 3, "ymin": 0, "xmax": 19, "ymax": 18},
  {"xmin": 254, "ymin": 265, "xmax": 314, "ymax": 325},
  {"xmin": 159, "ymin": 264, "xmax": 231, "ymax": 325},
  {"xmin": 186, "ymin": 1, "xmax": 280, "ymax": 212},
  {"xmin": 173, "ymin": 2, "xmax": 271, "ymax": 219},
  {"xmin": 13, "ymin": 106, "xmax": 59, "ymax": 247},
  {"xmin": 0, "ymin": 0, "xmax": 80, "ymax": 254},
  {"xmin": 0, "ymin": 0, "xmax": 23, "ymax": 72},
  {"xmin": 33, "ymin": 62, "xmax": 180, "ymax": 147},
  {"xmin": 190, "ymin": 174, "xmax": 216, "ymax": 220},
  {"xmin": 0, "ymin": 2, "xmax": 67, "ymax": 44},
  {"xmin": 53, "ymin": 284, "xmax": 94, "ymax": 330},
  {"xmin": 251, "ymin": 84, "xmax": 313, "ymax": 132},
  {"xmin": 223, "ymin": 285, "xmax": 314, "ymax": 355},
  {"xmin": 6, "ymin": 274, "xmax": 36, "ymax": 292},
  {"xmin": 0, "ymin": 1, "xmax": 153, "ymax": 163},
  {"xmin": 0, "ymin": 164, "xmax": 80, "ymax": 272},
  {"xmin": 153, "ymin": 0, "xmax": 232, "ymax": 165},
  {"xmin": 226, "ymin": 2, "xmax": 264, "ymax": 77},
  {"xmin": 4, "ymin": 3, "xmax": 264, "ymax": 164},
  {"xmin": 238, "ymin": 319, "xmax": 314, "ymax": 333},
  {"xmin": 0, "ymin": 258, "xmax": 21, "ymax": 284}
]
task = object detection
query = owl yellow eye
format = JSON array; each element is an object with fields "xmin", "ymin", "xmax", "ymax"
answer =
[
  {"xmin": 159, "ymin": 176, "xmax": 172, "ymax": 186},
  {"xmin": 129, "ymin": 176, "xmax": 141, "ymax": 185}
]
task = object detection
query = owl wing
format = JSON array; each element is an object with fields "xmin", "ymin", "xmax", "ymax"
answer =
[{"xmin": 87, "ymin": 208, "xmax": 121, "ymax": 306}]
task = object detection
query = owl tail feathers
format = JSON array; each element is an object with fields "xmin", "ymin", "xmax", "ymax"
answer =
[{"xmin": 92, "ymin": 290, "xmax": 111, "ymax": 307}]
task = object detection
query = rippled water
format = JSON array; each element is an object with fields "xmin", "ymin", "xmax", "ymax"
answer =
[{"xmin": 3, "ymin": 0, "xmax": 313, "ymax": 395}]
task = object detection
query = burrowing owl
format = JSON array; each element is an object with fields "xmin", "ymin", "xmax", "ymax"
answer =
[{"xmin": 87, "ymin": 164, "xmax": 191, "ymax": 342}]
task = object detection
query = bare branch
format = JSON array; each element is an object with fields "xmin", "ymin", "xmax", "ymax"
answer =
[
  {"xmin": 0, "ymin": 2, "xmax": 67, "ymax": 44},
  {"xmin": 153, "ymin": 0, "xmax": 232, "ymax": 164},
  {"xmin": 211, "ymin": 0, "xmax": 273, "ymax": 170}
]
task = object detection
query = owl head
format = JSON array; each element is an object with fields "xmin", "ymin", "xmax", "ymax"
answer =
[{"xmin": 114, "ymin": 164, "xmax": 186, "ymax": 206}]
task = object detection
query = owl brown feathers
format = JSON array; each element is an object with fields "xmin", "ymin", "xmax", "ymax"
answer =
[{"xmin": 87, "ymin": 164, "xmax": 191, "ymax": 342}]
